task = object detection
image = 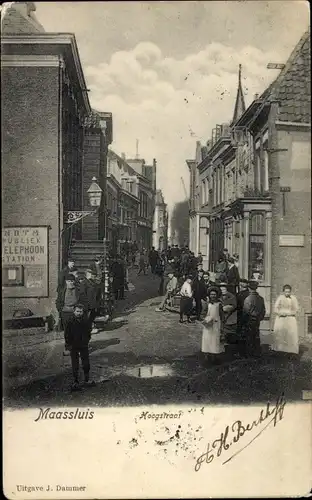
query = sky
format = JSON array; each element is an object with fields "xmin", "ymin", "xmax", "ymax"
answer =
[{"xmin": 35, "ymin": 1, "xmax": 309, "ymax": 213}]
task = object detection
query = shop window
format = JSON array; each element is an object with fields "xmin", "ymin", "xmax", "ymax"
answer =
[{"xmin": 249, "ymin": 212, "xmax": 265, "ymax": 281}]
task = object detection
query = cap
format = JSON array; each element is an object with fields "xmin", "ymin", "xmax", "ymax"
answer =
[
  {"xmin": 219, "ymin": 282, "xmax": 228, "ymax": 287},
  {"xmin": 86, "ymin": 268, "xmax": 96, "ymax": 274},
  {"xmin": 248, "ymin": 280, "xmax": 259, "ymax": 290},
  {"xmin": 240, "ymin": 278, "xmax": 248, "ymax": 284},
  {"xmin": 66, "ymin": 273, "xmax": 76, "ymax": 281}
]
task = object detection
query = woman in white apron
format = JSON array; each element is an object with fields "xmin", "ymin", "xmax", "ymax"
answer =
[
  {"xmin": 272, "ymin": 284, "xmax": 299, "ymax": 356},
  {"xmin": 201, "ymin": 287, "xmax": 224, "ymax": 365}
]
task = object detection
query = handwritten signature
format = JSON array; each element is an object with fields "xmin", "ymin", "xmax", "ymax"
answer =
[{"xmin": 194, "ymin": 393, "xmax": 286, "ymax": 471}]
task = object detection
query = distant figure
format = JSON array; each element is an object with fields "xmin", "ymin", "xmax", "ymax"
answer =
[
  {"xmin": 110, "ymin": 256, "xmax": 126, "ymax": 300},
  {"xmin": 149, "ymin": 247, "xmax": 159, "ymax": 274},
  {"xmin": 58, "ymin": 258, "xmax": 76, "ymax": 291},
  {"xmin": 220, "ymin": 282, "xmax": 238, "ymax": 356},
  {"xmin": 201, "ymin": 287, "xmax": 224, "ymax": 365},
  {"xmin": 192, "ymin": 269, "xmax": 208, "ymax": 320},
  {"xmin": 156, "ymin": 271, "xmax": 178, "ymax": 312},
  {"xmin": 66, "ymin": 304, "xmax": 96, "ymax": 391},
  {"xmin": 227, "ymin": 257, "xmax": 240, "ymax": 295},
  {"xmin": 137, "ymin": 252, "xmax": 147, "ymax": 275},
  {"xmin": 197, "ymin": 252, "xmax": 203, "ymax": 267},
  {"xmin": 272, "ymin": 284, "xmax": 299, "ymax": 357},
  {"xmin": 179, "ymin": 276, "xmax": 193, "ymax": 324},
  {"xmin": 242, "ymin": 280, "xmax": 266, "ymax": 358},
  {"xmin": 215, "ymin": 253, "xmax": 228, "ymax": 283},
  {"xmin": 79, "ymin": 268, "xmax": 101, "ymax": 334}
]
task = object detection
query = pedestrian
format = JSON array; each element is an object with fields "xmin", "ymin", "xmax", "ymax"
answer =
[
  {"xmin": 201, "ymin": 287, "xmax": 224, "ymax": 365},
  {"xmin": 58, "ymin": 258, "xmax": 76, "ymax": 291},
  {"xmin": 149, "ymin": 247, "xmax": 158, "ymax": 274},
  {"xmin": 137, "ymin": 251, "xmax": 147, "ymax": 275},
  {"xmin": 66, "ymin": 303, "xmax": 96, "ymax": 391},
  {"xmin": 241, "ymin": 280, "xmax": 266, "ymax": 358},
  {"xmin": 233, "ymin": 253, "xmax": 240, "ymax": 269},
  {"xmin": 215, "ymin": 253, "xmax": 228, "ymax": 283},
  {"xmin": 56, "ymin": 273, "xmax": 81, "ymax": 356},
  {"xmin": 179, "ymin": 275, "xmax": 193, "ymax": 323},
  {"xmin": 79, "ymin": 268, "xmax": 101, "ymax": 334},
  {"xmin": 219, "ymin": 282, "xmax": 238, "ymax": 357},
  {"xmin": 111, "ymin": 255, "xmax": 126, "ymax": 299},
  {"xmin": 197, "ymin": 252, "xmax": 203, "ymax": 267},
  {"xmin": 192, "ymin": 269, "xmax": 208, "ymax": 320},
  {"xmin": 155, "ymin": 256, "xmax": 166, "ymax": 295},
  {"xmin": 272, "ymin": 284, "xmax": 299, "ymax": 358},
  {"xmin": 156, "ymin": 271, "xmax": 178, "ymax": 311},
  {"xmin": 226, "ymin": 257, "xmax": 240, "ymax": 295}
]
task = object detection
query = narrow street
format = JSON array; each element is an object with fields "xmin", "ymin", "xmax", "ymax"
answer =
[{"xmin": 4, "ymin": 268, "xmax": 312, "ymax": 409}]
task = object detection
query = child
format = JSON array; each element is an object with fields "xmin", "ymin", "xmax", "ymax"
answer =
[{"xmin": 66, "ymin": 304, "xmax": 96, "ymax": 391}]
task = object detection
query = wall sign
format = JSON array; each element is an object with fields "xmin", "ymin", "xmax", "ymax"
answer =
[
  {"xmin": 2, "ymin": 226, "xmax": 48, "ymax": 297},
  {"xmin": 279, "ymin": 235, "xmax": 305, "ymax": 247}
]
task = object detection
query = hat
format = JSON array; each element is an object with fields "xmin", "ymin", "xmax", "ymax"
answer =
[
  {"xmin": 66, "ymin": 273, "xmax": 76, "ymax": 281},
  {"xmin": 86, "ymin": 268, "xmax": 96, "ymax": 275},
  {"xmin": 228, "ymin": 257, "xmax": 235, "ymax": 264},
  {"xmin": 240, "ymin": 278, "xmax": 248, "ymax": 284},
  {"xmin": 219, "ymin": 282, "xmax": 228, "ymax": 287}
]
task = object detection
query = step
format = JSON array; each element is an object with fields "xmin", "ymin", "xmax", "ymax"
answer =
[
  {"xmin": 71, "ymin": 248, "xmax": 103, "ymax": 256},
  {"xmin": 71, "ymin": 240, "xmax": 105, "ymax": 247},
  {"xmin": 69, "ymin": 254, "xmax": 100, "ymax": 261}
]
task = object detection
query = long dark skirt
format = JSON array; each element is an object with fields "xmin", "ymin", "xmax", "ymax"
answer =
[
  {"xmin": 180, "ymin": 297, "xmax": 193, "ymax": 317},
  {"xmin": 223, "ymin": 324, "xmax": 239, "ymax": 344}
]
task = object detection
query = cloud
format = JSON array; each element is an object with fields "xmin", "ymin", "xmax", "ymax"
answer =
[{"xmin": 85, "ymin": 40, "xmax": 283, "ymax": 210}]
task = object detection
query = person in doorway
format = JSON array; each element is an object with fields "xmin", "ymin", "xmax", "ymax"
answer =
[
  {"xmin": 197, "ymin": 252, "xmax": 203, "ymax": 268},
  {"xmin": 66, "ymin": 303, "xmax": 96, "ymax": 391},
  {"xmin": 201, "ymin": 287, "xmax": 224, "ymax": 365},
  {"xmin": 227, "ymin": 257, "xmax": 240, "ymax": 296},
  {"xmin": 272, "ymin": 284, "xmax": 299, "ymax": 358},
  {"xmin": 179, "ymin": 276, "xmax": 194, "ymax": 323},
  {"xmin": 220, "ymin": 282, "xmax": 238, "ymax": 357},
  {"xmin": 156, "ymin": 271, "xmax": 178, "ymax": 312},
  {"xmin": 56, "ymin": 273, "xmax": 81, "ymax": 356},
  {"xmin": 79, "ymin": 268, "xmax": 101, "ymax": 334},
  {"xmin": 192, "ymin": 269, "xmax": 208, "ymax": 320},
  {"xmin": 241, "ymin": 280, "xmax": 266, "ymax": 358}
]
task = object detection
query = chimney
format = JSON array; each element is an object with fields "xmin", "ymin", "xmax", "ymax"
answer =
[
  {"xmin": 254, "ymin": 93, "xmax": 259, "ymax": 100},
  {"xmin": 121, "ymin": 153, "xmax": 126, "ymax": 160},
  {"xmin": 153, "ymin": 158, "xmax": 157, "ymax": 168}
]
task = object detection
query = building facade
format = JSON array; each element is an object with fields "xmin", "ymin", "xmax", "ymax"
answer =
[
  {"xmin": 189, "ymin": 31, "xmax": 311, "ymax": 339},
  {"xmin": 1, "ymin": 6, "xmax": 112, "ymax": 321},
  {"xmin": 152, "ymin": 190, "xmax": 168, "ymax": 251}
]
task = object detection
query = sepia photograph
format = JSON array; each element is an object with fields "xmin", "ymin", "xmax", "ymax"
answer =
[{"xmin": 2, "ymin": 1, "xmax": 311, "ymax": 498}]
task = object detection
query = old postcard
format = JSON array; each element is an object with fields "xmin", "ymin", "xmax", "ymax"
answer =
[{"xmin": 2, "ymin": 1, "xmax": 311, "ymax": 498}]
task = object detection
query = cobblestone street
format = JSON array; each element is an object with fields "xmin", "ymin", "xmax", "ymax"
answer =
[{"xmin": 4, "ymin": 269, "xmax": 312, "ymax": 409}]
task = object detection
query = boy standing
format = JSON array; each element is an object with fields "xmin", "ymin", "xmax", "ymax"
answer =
[{"xmin": 66, "ymin": 304, "xmax": 96, "ymax": 391}]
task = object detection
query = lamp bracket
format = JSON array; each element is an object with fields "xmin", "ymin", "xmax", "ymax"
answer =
[{"xmin": 64, "ymin": 210, "xmax": 97, "ymax": 224}]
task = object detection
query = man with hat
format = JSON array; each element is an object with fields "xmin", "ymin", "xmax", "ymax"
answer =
[
  {"xmin": 192, "ymin": 269, "xmax": 208, "ymax": 320},
  {"xmin": 241, "ymin": 280, "xmax": 266, "ymax": 357},
  {"xmin": 56, "ymin": 273, "xmax": 82, "ymax": 355},
  {"xmin": 79, "ymin": 267, "xmax": 101, "ymax": 334},
  {"xmin": 226, "ymin": 257, "xmax": 240, "ymax": 296}
]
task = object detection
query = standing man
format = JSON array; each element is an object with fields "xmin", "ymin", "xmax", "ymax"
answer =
[
  {"xmin": 179, "ymin": 276, "xmax": 194, "ymax": 324},
  {"xmin": 79, "ymin": 268, "xmax": 101, "ymax": 334},
  {"xmin": 58, "ymin": 258, "xmax": 76, "ymax": 291},
  {"xmin": 56, "ymin": 273, "xmax": 81, "ymax": 356},
  {"xmin": 148, "ymin": 247, "xmax": 158, "ymax": 274},
  {"xmin": 236, "ymin": 279, "xmax": 250, "ymax": 355},
  {"xmin": 241, "ymin": 280, "xmax": 266, "ymax": 358},
  {"xmin": 111, "ymin": 255, "xmax": 126, "ymax": 299},
  {"xmin": 66, "ymin": 303, "xmax": 96, "ymax": 391},
  {"xmin": 220, "ymin": 282, "xmax": 238, "ymax": 357},
  {"xmin": 227, "ymin": 257, "xmax": 240, "ymax": 296},
  {"xmin": 192, "ymin": 269, "xmax": 208, "ymax": 320}
]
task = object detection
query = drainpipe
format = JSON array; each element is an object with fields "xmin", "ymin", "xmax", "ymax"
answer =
[{"xmin": 268, "ymin": 101, "xmax": 280, "ymax": 326}]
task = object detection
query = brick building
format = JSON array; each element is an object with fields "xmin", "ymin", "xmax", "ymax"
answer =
[
  {"xmin": 188, "ymin": 31, "xmax": 311, "ymax": 339},
  {"xmin": 1, "ymin": 4, "xmax": 112, "ymax": 320}
]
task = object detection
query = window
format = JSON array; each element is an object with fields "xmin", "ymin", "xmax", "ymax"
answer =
[
  {"xmin": 263, "ymin": 142, "xmax": 269, "ymax": 192},
  {"xmin": 249, "ymin": 212, "xmax": 265, "ymax": 281},
  {"xmin": 255, "ymin": 139, "xmax": 261, "ymax": 192}
]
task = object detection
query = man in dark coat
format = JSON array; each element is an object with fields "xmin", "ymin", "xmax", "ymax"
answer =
[
  {"xmin": 226, "ymin": 257, "xmax": 240, "ymax": 295},
  {"xmin": 220, "ymin": 282, "xmax": 238, "ymax": 357},
  {"xmin": 241, "ymin": 280, "xmax": 266, "ymax": 358},
  {"xmin": 56, "ymin": 273, "xmax": 82, "ymax": 355},
  {"xmin": 236, "ymin": 279, "xmax": 250, "ymax": 355},
  {"xmin": 192, "ymin": 269, "xmax": 208, "ymax": 320},
  {"xmin": 79, "ymin": 268, "xmax": 101, "ymax": 332},
  {"xmin": 148, "ymin": 247, "xmax": 159, "ymax": 274},
  {"xmin": 66, "ymin": 303, "xmax": 96, "ymax": 391},
  {"xmin": 57, "ymin": 258, "xmax": 77, "ymax": 291},
  {"xmin": 111, "ymin": 256, "xmax": 126, "ymax": 299}
]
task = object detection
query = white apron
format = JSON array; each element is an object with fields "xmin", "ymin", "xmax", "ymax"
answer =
[
  {"xmin": 272, "ymin": 294, "xmax": 299, "ymax": 354},
  {"xmin": 201, "ymin": 302, "xmax": 224, "ymax": 354}
]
